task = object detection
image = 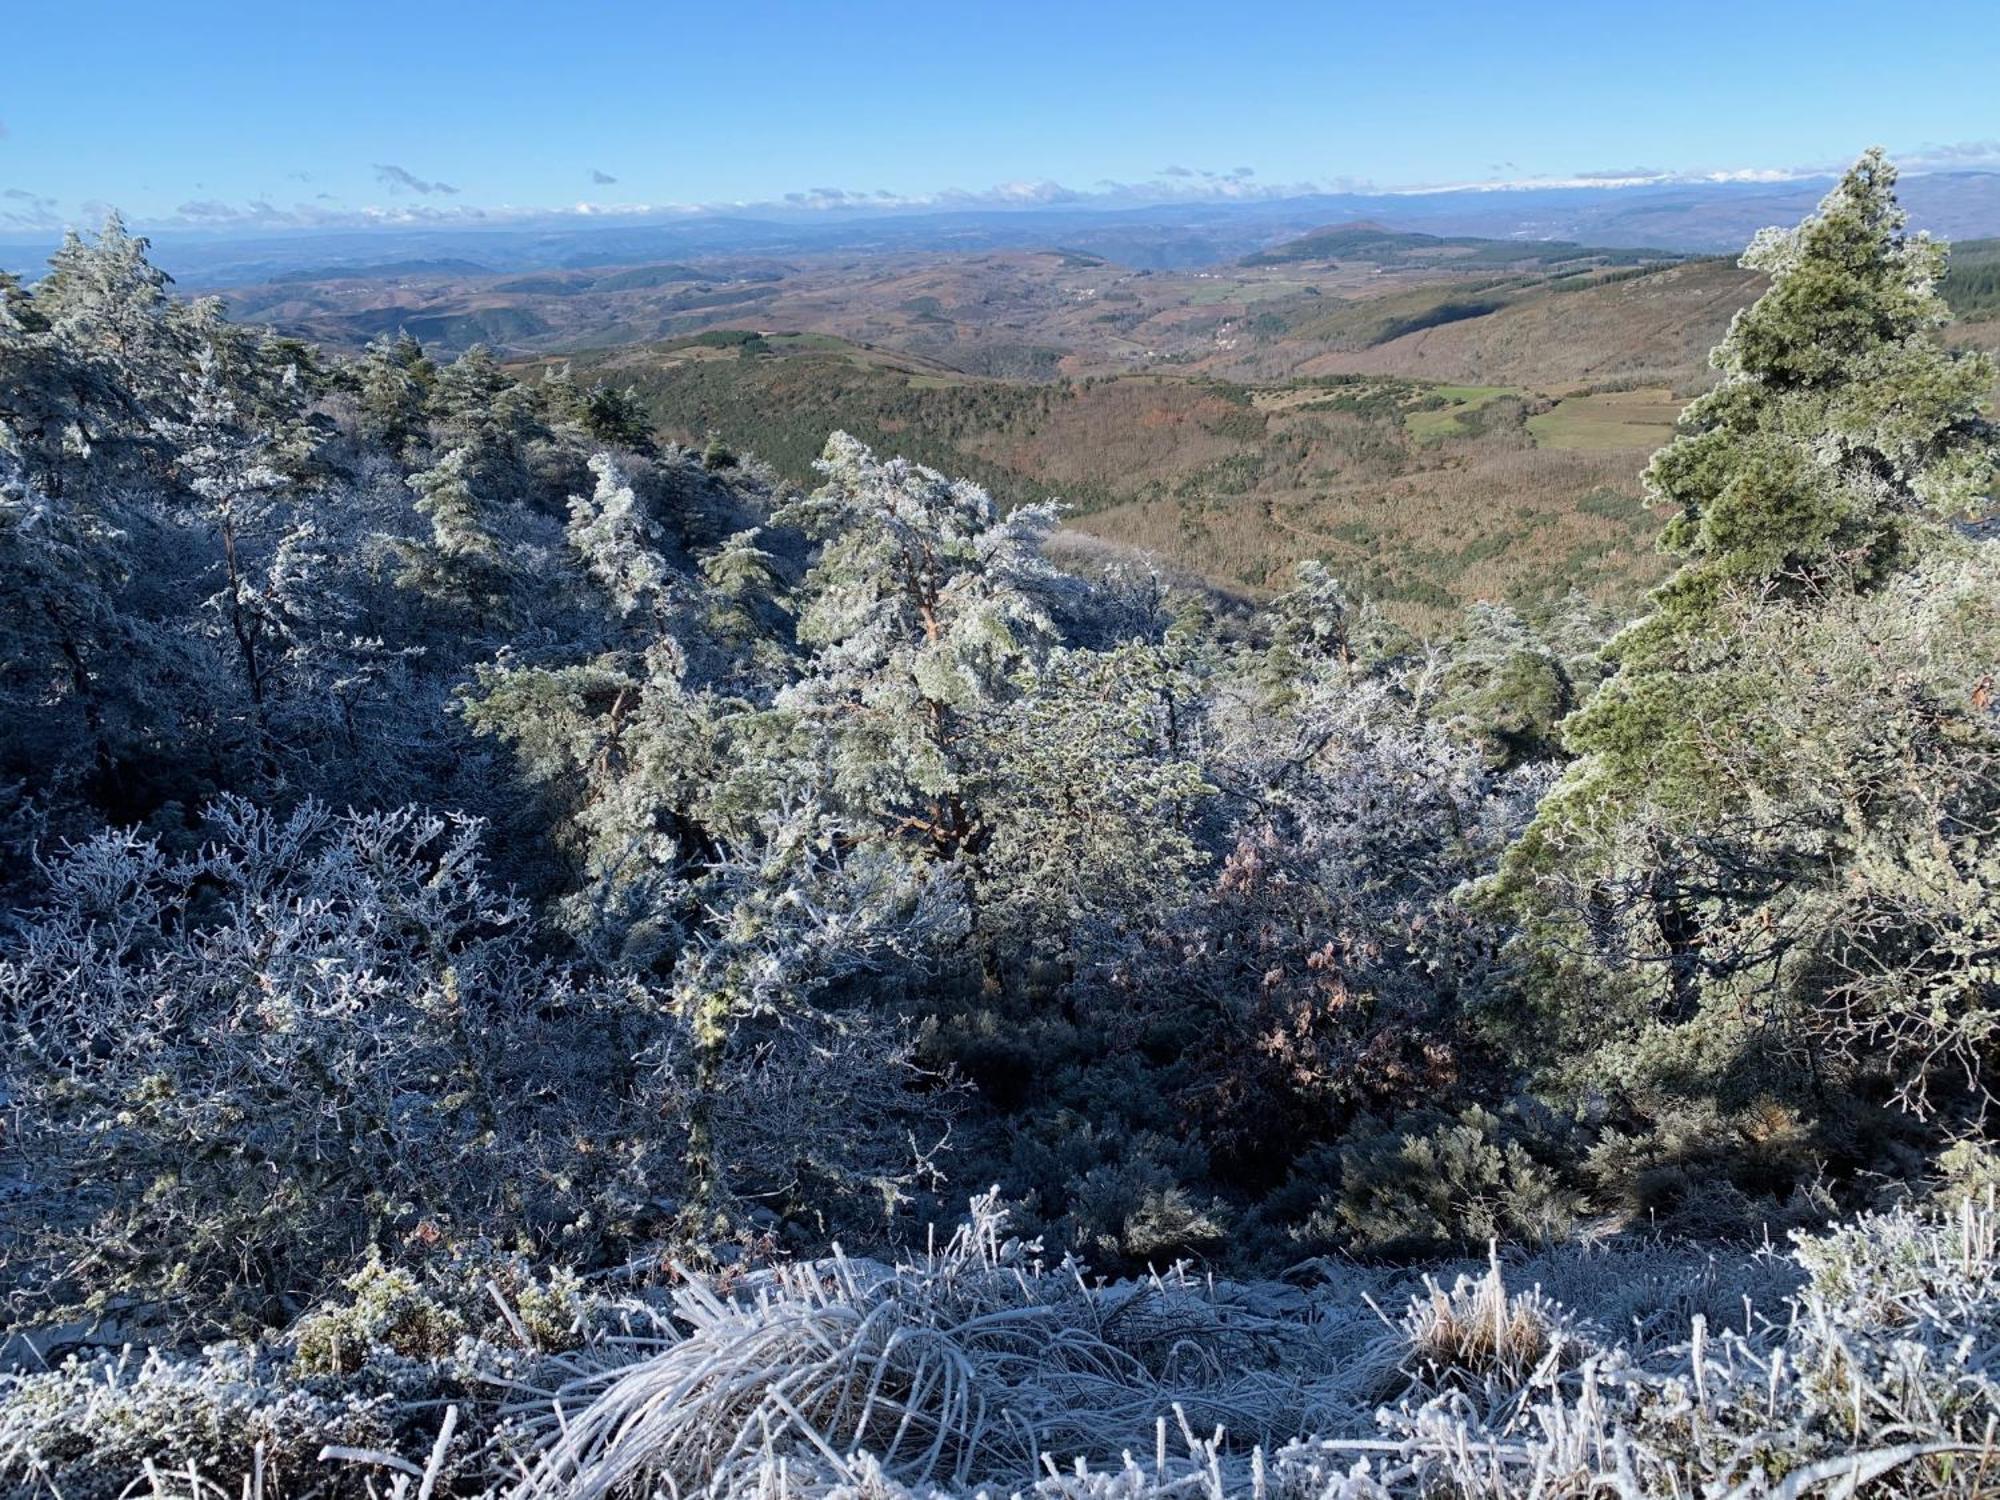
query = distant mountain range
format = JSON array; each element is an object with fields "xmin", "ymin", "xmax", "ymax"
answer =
[
  {"xmin": 8, "ymin": 170, "xmax": 2000, "ymax": 287},
  {"xmin": 1239, "ymin": 222, "xmax": 1681, "ymax": 268}
]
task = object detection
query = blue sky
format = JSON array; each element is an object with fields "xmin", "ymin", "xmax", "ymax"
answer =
[{"xmin": 5, "ymin": 0, "xmax": 1998, "ymax": 232}]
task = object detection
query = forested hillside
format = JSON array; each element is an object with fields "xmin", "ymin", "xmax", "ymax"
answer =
[
  {"xmin": 4, "ymin": 152, "xmax": 2000, "ymax": 1497},
  {"xmin": 564, "ymin": 346, "xmax": 1681, "ymax": 624}
]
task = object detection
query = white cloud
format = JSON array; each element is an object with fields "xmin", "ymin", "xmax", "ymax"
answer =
[
  {"xmin": 1905, "ymin": 139, "xmax": 2000, "ymax": 170},
  {"xmin": 39, "ymin": 143, "xmax": 1994, "ymax": 239},
  {"xmin": 1388, "ymin": 163, "xmax": 1825, "ymax": 195}
]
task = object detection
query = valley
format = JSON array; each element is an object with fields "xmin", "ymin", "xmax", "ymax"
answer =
[
  {"xmin": 563, "ymin": 337, "xmax": 1675, "ymax": 622},
  {"xmin": 220, "ymin": 224, "xmax": 2000, "ymax": 625}
]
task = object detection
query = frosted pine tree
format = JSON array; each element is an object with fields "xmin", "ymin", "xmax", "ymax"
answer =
[
  {"xmin": 689, "ymin": 526, "xmax": 790, "ymax": 678},
  {"xmin": 170, "ymin": 346, "xmax": 295, "ymax": 775},
  {"xmin": 392, "ymin": 445, "xmax": 513, "ymax": 615},
  {"xmin": 0, "ymin": 445, "xmax": 144, "ymax": 799},
  {"xmin": 567, "ymin": 452, "xmax": 677, "ymax": 619},
  {"xmin": 33, "ymin": 213, "xmax": 177, "ymax": 383},
  {"xmin": 4, "ymin": 216, "xmax": 186, "ymax": 496},
  {"xmin": 351, "ymin": 331, "xmax": 435, "ymax": 451},
  {"xmin": 1491, "ymin": 150, "xmax": 2000, "ymax": 1135},
  {"xmin": 777, "ymin": 433, "xmax": 1066, "ymax": 981},
  {"xmin": 466, "ymin": 456, "xmax": 774, "ymax": 968}
]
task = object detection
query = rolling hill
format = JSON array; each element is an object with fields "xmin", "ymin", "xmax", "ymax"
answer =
[
  {"xmin": 559, "ymin": 331, "xmax": 1679, "ymax": 624},
  {"xmin": 214, "ymin": 224, "xmax": 1999, "ymax": 626},
  {"xmin": 1255, "ymin": 258, "xmax": 1767, "ymax": 388},
  {"xmin": 1241, "ymin": 221, "xmax": 1680, "ymax": 270}
]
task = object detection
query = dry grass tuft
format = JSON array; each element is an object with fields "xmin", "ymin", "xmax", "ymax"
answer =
[{"xmin": 1394, "ymin": 1249, "xmax": 1597, "ymax": 1395}]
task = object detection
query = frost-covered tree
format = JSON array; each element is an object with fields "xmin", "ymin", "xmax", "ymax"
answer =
[
  {"xmin": 467, "ymin": 638, "xmax": 762, "ymax": 970},
  {"xmin": 777, "ymin": 433, "xmax": 1067, "ymax": 979},
  {"xmin": 429, "ymin": 343, "xmax": 512, "ymax": 435},
  {"xmin": 33, "ymin": 214, "xmax": 179, "ymax": 386},
  {"xmin": 581, "ymin": 381, "xmax": 654, "ymax": 450},
  {"xmin": 163, "ymin": 345, "xmax": 309, "ymax": 780},
  {"xmin": 178, "ymin": 297, "xmax": 324, "ymax": 477},
  {"xmin": 0, "ymin": 218, "xmax": 183, "ymax": 500},
  {"xmin": 972, "ymin": 641, "xmax": 1213, "ymax": 986},
  {"xmin": 463, "ymin": 448, "xmax": 790, "ymax": 966},
  {"xmin": 0, "ymin": 447, "xmax": 153, "ymax": 807},
  {"xmin": 1491, "ymin": 151, "xmax": 2000, "ymax": 1166},
  {"xmin": 351, "ymin": 331, "xmax": 435, "ymax": 452},
  {"xmin": 429, "ymin": 342, "xmax": 561, "ymax": 500},
  {"xmin": 391, "ymin": 444, "xmax": 516, "ymax": 616},
  {"xmin": 0, "ymin": 227, "xmax": 313, "ymax": 821},
  {"xmin": 1255, "ymin": 559, "xmax": 1410, "ymax": 705},
  {"xmin": 539, "ymin": 362, "xmax": 654, "ymax": 450},
  {"xmin": 566, "ymin": 453, "xmax": 678, "ymax": 620},
  {"xmin": 699, "ymin": 525, "xmax": 790, "ymax": 658},
  {"xmin": 468, "ymin": 465, "xmax": 954, "ymax": 1228}
]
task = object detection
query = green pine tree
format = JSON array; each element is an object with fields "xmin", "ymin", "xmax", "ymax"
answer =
[{"xmin": 1489, "ymin": 151, "xmax": 1999, "ymax": 1147}]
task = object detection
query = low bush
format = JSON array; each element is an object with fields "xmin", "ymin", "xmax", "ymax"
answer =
[{"xmin": 1330, "ymin": 1107, "xmax": 1583, "ymax": 1256}]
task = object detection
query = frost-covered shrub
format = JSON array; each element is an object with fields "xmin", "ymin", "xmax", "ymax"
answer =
[
  {"xmin": 290, "ymin": 1245, "xmax": 609, "ymax": 1391},
  {"xmin": 1582, "ymin": 1095, "xmax": 1839, "ymax": 1239},
  {"xmin": 0, "ymin": 1245, "xmax": 670, "ymax": 1500},
  {"xmin": 1143, "ymin": 672, "xmax": 1525, "ymax": 1186},
  {"xmin": 1064, "ymin": 1160, "xmax": 1230, "ymax": 1267},
  {"xmin": 293, "ymin": 1259, "xmax": 469, "ymax": 1377},
  {"xmin": 0, "ymin": 798, "xmax": 668, "ymax": 1329},
  {"xmin": 990, "ymin": 1116, "xmax": 1231, "ymax": 1274},
  {"xmin": 1328, "ymin": 1107, "xmax": 1582, "ymax": 1256},
  {"xmin": 1933, "ymin": 1138, "xmax": 2000, "ymax": 1208},
  {"xmin": 0, "ymin": 1343, "xmax": 395, "ymax": 1500}
]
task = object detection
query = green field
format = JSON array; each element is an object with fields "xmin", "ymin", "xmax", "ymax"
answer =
[
  {"xmin": 1403, "ymin": 384, "xmax": 1519, "ymax": 438},
  {"xmin": 1528, "ymin": 387, "xmax": 1683, "ymax": 451}
]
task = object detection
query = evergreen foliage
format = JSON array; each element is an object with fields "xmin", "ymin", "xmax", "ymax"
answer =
[{"xmin": 1490, "ymin": 152, "xmax": 2000, "ymax": 1203}]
